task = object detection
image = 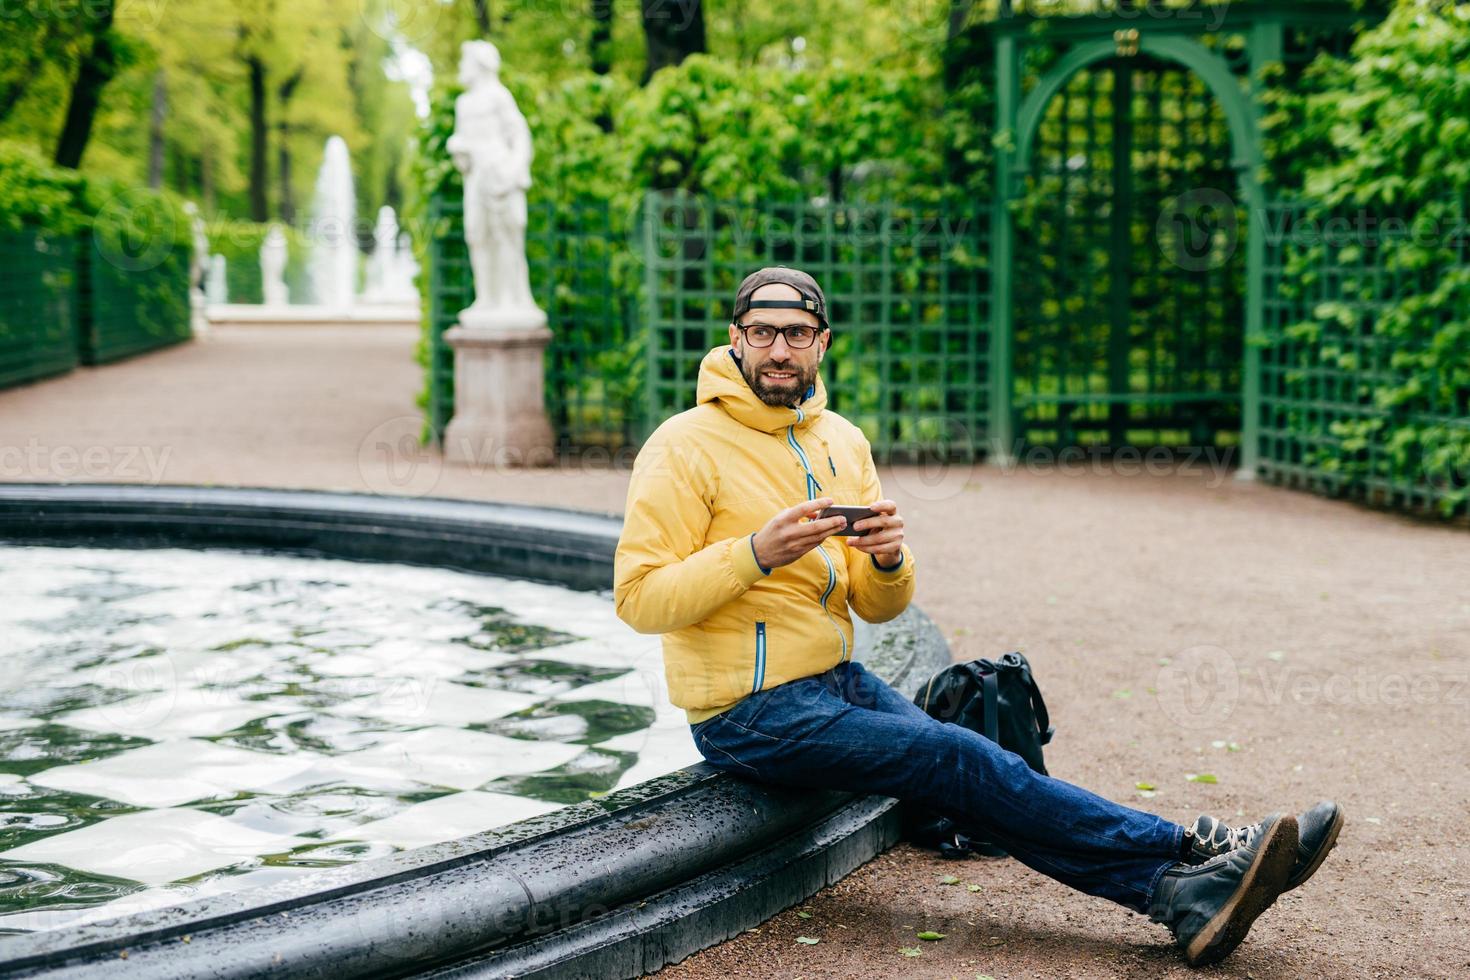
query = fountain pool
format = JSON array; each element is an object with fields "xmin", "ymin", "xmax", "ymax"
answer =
[{"xmin": 0, "ymin": 546, "xmax": 687, "ymax": 935}]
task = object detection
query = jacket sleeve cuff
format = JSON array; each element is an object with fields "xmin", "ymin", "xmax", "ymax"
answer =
[
  {"xmin": 729, "ymin": 534, "xmax": 770, "ymax": 588},
  {"xmin": 871, "ymin": 548, "xmax": 906, "ymax": 574}
]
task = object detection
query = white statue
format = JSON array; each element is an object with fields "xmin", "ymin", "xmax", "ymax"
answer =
[
  {"xmin": 184, "ymin": 202, "xmax": 207, "ymax": 295},
  {"xmin": 184, "ymin": 201, "xmax": 210, "ymax": 336},
  {"xmin": 362, "ymin": 206, "xmax": 418, "ymax": 305},
  {"xmin": 446, "ymin": 40, "xmax": 544, "ymax": 328},
  {"xmin": 261, "ymin": 224, "xmax": 289, "ymax": 306}
]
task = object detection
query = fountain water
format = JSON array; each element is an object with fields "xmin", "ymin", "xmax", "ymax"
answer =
[
  {"xmin": 207, "ymin": 137, "xmax": 419, "ymax": 328},
  {"xmin": 308, "ymin": 135, "xmax": 357, "ymax": 311}
]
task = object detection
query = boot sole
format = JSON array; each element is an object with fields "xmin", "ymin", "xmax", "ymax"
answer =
[
  {"xmin": 1183, "ymin": 815, "xmax": 1298, "ymax": 968},
  {"xmin": 1286, "ymin": 804, "xmax": 1345, "ymax": 891}
]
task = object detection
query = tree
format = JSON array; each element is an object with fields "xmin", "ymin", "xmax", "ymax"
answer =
[
  {"xmin": 470, "ymin": 0, "xmax": 492, "ymax": 36},
  {"xmin": 591, "ymin": 0, "xmax": 615, "ymax": 76},
  {"xmin": 147, "ymin": 70, "xmax": 166, "ymax": 187},
  {"xmin": 276, "ymin": 68, "xmax": 305, "ymax": 221},
  {"xmin": 54, "ymin": 0, "xmax": 120, "ymax": 168},
  {"xmin": 641, "ymin": 0, "xmax": 706, "ymax": 82}
]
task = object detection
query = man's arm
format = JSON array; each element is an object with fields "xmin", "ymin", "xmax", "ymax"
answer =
[
  {"xmin": 842, "ymin": 442, "xmax": 916, "ymax": 624},
  {"xmin": 613, "ymin": 433, "xmax": 767, "ymax": 635}
]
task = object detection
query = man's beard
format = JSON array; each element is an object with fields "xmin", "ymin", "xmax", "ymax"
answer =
[{"xmin": 742, "ymin": 357, "xmax": 819, "ymax": 407}]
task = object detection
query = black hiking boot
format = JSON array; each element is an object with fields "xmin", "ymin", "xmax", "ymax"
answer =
[
  {"xmin": 1185, "ymin": 800, "xmax": 1344, "ymax": 891},
  {"xmin": 1149, "ymin": 812, "xmax": 1298, "ymax": 967}
]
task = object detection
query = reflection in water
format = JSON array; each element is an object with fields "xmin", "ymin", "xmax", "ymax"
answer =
[{"xmin": 0, "ymin": 546, "xmax": 695, "ymax": 934}]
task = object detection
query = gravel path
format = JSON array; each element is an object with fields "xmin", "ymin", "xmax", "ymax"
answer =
[{"xmin": 2, "ymin": 326, "xmax": 1465, "ymax": 977}]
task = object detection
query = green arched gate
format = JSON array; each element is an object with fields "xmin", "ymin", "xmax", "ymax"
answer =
[{"xmin": 984, "ymin": 3, "xmax": 1364, "ymax": 471}]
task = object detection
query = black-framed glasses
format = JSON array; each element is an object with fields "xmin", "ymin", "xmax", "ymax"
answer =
[{"xmin": 735, "ymin": 323, "xmax": 826, "ymax": 349}]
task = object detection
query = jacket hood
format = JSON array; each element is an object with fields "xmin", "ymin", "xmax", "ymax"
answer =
[{"xmin": 696, "ymin": 345, "xmax": 827, "ymax": 434}]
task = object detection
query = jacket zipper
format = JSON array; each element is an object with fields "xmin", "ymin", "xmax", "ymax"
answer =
[
  {"xmin": 753, "ymin": 620, "xmax": 767, "ymax": 693},
  {"xmin": 788, "ymin": 410, "xmax": 848, "ymax": 662}
]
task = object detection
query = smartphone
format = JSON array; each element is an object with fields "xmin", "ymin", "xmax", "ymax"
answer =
[{"xmin": 817, "ymin": 504, "xmax": 880, "ymax": 537}]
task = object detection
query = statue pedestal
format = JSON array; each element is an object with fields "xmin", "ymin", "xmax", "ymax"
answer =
[
  {"xmin": 190, "ymin": 290, "xmax": 210, "ymax": 338},
  {"xmin": 442, "ymin": 316, "xmax": 555, "ymax": 468}
]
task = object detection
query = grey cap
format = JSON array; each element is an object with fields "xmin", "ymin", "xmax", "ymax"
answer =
[{"xmin": 732, "ymin": 267, "xmax": 828, "ymax": 328}]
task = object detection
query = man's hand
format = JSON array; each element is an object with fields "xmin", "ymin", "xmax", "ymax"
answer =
[
  {"xmin": 846, "ymin": 499, "xmax": 905, "ymax": 567},
  {"xmin": 751, "ymin": 497, "xmax": 848, "ymax": 570}
]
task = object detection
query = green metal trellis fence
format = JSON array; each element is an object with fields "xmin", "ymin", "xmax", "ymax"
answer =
[
  {"xmin": 0, "ymin": 231, "xmax": 78, "ymax": 388},
  {"xmin": 80, "ymin": 236, "xmax": 192, "ymax": 365},
  {"xmin": 640, "ymin": 193, "xmax": 991, "ymax": 459},
  {"xmin": 1257, "ymin": 201, "xmax": 1470, "ymax": 514},
  {"xmin": 427, "ymin": 193, "xmax": 991, "ymax": 459},
  {"xmin": 426, "ymin": 196, "xmax": 635, "ymax": 449},
  {"xmin": 0, "ymin": 229, "xmax": 190, "ymax": 389},
  {"xmin": 428, "ymin": 188, "xmax": 1466, "ymax": 517}
]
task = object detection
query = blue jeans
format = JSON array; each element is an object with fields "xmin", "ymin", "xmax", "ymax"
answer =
[{"xmin": 690, "ymin": 660, "xmax": 1184, "ymax": 913}]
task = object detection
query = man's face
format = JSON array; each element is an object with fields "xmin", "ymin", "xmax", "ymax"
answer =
[{"xmin": 728, "ymin": 283, "xmax": 829, "ymax": 407}]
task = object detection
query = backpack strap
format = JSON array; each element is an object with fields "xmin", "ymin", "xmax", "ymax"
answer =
[
  {"xmin": 980, "ymin": 669, "xmax": 1000, "ymax": 744},
  {"xmin": 1018, "ymin": 659, "xmax": 1055, "ymax": 745}
]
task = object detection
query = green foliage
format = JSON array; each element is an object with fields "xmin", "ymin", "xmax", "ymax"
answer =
[
  {"xmin": 0, "ymin": 144, "xmax": 192, "ymax": 383},
  {"xmin": 0, "ymin": 141, "xmax": 84, "ymax": 234},
  {"xmin": 1265, "ymin": 0, "xmax": 1470, "ymax": 515},
  {"xmin": 410, "ymin": 51, "xmax": 991, "ymax": 444}
]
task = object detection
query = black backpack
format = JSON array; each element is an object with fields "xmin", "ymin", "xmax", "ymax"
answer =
[{"xmin": 899, "ymin": 652, "xmax": 1055, "ymax": 859}]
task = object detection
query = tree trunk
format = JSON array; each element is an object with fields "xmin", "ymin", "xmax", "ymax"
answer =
[
  {"xmin": 247, "ymin": 54, "xmax": 269, "ymax": 222},
  {"xmin": 590, "ymin": 0, "xmax": 613, "ymax": 75},
  {"xmin": 942, "ymin": 0, "xmax": 974, "ymax": 91},
  {"xmin": 640, "ymin": 0, "xmax": 705, "ymax": 83},
  {"xmin": 471, "ymin": 0, "xmax": 492, "ymax": 35},
  {"xmin": 276, "ymin": 68, "xmax": 304, "ymax": 223},
  {"xmin": 53, "ymin": 0, "xmax": 118, "ymax": 169},
  {"xmin": 591, "ymin": 0, "xmax": 614, "ymax": 131},
  {"xmin": 276, "ymin": 139, "xmax": 294, "ymax": 224},
  {"xmin": 201, "ymin": 148, "xmax": 216, "ymax": 213},
  {"xmin": 147, "ymin": 70, "xmax": 167, "ymax": 188}
]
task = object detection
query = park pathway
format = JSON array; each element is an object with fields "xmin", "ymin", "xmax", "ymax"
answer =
[{"xmin": 0, "ymin": 324, "xmax": 631, "ymax": 510}]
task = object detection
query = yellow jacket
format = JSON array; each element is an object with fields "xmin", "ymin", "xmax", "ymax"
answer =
[{"xmin": 614, "ymin": 345, "xmax": 916, "ymax": 724}]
